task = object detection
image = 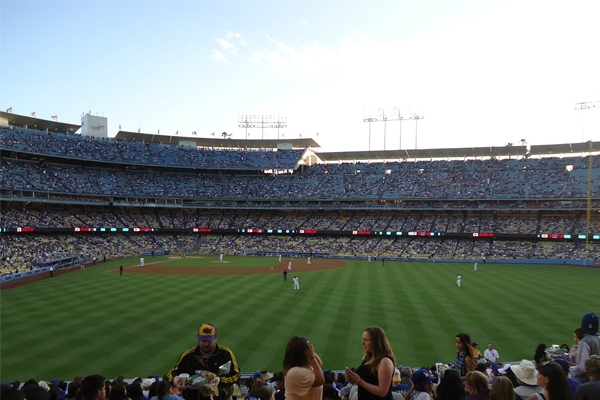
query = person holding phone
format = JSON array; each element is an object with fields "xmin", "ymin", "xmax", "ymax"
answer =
[{"xmin": 345, "ymin": 326, "xmax": 396, "ymax": 400}]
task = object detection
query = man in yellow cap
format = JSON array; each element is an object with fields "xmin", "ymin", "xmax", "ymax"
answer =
[{"xmin": 167, "ymin": 323, "xmax": 241, "ymax": 400}]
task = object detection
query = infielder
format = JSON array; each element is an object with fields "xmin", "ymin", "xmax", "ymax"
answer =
[{"xmin": 293, "ymin": 276, "xmax": 300, "ymax": 290}]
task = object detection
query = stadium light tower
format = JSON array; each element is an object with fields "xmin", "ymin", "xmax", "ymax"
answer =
[
  {"xmin": 389, "ymin": 108, "xmax": 424, "ymax": 150},
  {"xmin": 364, "ymin": 107, "xmax": 420, "ymax": 151},
  {"xmin": 575, "ymin": 100, "xmax": 599, "ymax": 264},
  {"xmin": 238, "ymin": 115, "xmax": 287, "ymax": 140},
  {"xmin": 413, "ymin": 114, "xmax": 424, "ymax": 150},
  {"xmin": 362, "ymin": 110, "xmax": 380, "ymax": 151}
]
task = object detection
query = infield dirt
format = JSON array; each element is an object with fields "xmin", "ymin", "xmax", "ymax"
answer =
[
  {"xmin": 121, "ymin": 258, "xmax": 347, "ymax": 275},
  {"xmin": 1, "ymin": 259, "xmax": 347, "ymax": 290}
]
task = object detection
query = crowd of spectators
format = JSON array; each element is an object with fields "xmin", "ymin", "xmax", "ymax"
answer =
[
  {"xmin": 3, "ymin": 126, "xmax": 600, "ymax": 202},
  {"xmin": 3, "ymin": 323, "xmax": 599, "ymax": 400},
  {"xmin": 3, "ymin": 154, "xmax": 600, "ymax": 201},
  {"xmin": 5, "ymin": 232, "xmax": 596, "ymax": 277},
  {"xmin": 3, "ymin": 127, "xmax": 600, "ymax": 274},
  {"xmin": 0, "ymin": 128, "xmax": 304, "ymax": 171},
  {"xmin": 2, "ymin": 203, "xmax": 599, "ymax": 275},
  {"xmin": 3, "ymin": 207, "xmax": 600, "ymax": 235}
]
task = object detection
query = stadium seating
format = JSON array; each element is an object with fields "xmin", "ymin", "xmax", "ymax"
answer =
[{"xmin": 2, "ymin": 125, "xmax": 600, "ymax": 273}]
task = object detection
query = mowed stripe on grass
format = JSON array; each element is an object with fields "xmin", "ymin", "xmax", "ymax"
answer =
[{"xmin": 1, "ymin": 258, "xmax": 598, "ymax": 381}]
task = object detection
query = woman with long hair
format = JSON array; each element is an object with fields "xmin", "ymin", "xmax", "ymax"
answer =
[
  {"xmin": 345, "ymin": 326, "xmax": 396, "ymax": 400},
  {"xmin": 529, "ymin": 362, "xmax": 574, "ymax": 400},
  {"xmin": 434, "ymin": 370, "xmax": 465, "ymax": 400},
  {"xmin": 283, "ymin": 336, "xmax": 324, "ymax": 400},
  {"xmin": 464, "ymin": 371, "xmax": 490, "ymax": 400},
  {"xmin": 455, "ymin": 333, "xmax": 477, "ymax": 377},
  {"xmin": 489, "ymin": 376, "xmax": 514, "ymax": 400}
]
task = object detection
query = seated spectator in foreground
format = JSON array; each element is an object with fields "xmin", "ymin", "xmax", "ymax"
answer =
[
  {"xmin": 336, "ymin": 373, "xmax": 346, "ymax": 391},
  {"xmin": 405, "ymin": 369, "xmax": 436, "ymax": 400},
  {"xmin": 323, "ymin": 384, "xmax": 341, "ymax": 400},
  {"xmin": 489, "ymin": 376, "xmax": 513, "ymax": 400},
  {"xmin": 534, "ymin": 344, "xmax": 549, "ymax": 369},
  {"xmin": 534, "ymin": 361, "xmax": 574, "ymax": 400},
  {"xmin": 23, "ymin": 385, "xmax": 50, "ymax": 400},
  {"xmin": 108, "ymin": 384, "xmax": 128, "ymax": 400},
  {"xmin": 65, "ymin": 382, "xmax": 80, "ymax": 400},
  {"xmin": 149, "ymin": 381, "xmax": 178, "ymax": 400},
  {"xmin": 512, "ymin": 360, "xmax": 543, "ymax": 400},
  {"xmin": 434, "ymin": 370, "xmax": 464, "ymax": 400},
  {"xmin": 323, "ymin": 371, "xmax": 339, "ymax": 394},
  {"xmin": 247, "ymin": 378, "xmax": 267, "ymax": 400},
  {"xmin": 1, "ymin": 386, "xmax": 25, "ymax": 400},
  {"xmin": 575, "ymin": 354, "xmax": 600, "ymax": 400},
  {"xmin": 464, "ymin": 371, "xmax": 490, "ymax": 400},
  {"xmin": 553, "ymin": 358, "xmax": 581, "ymax": 396},
  {"xmin": 565, "ymin": 328, "xmax": 584, "ymax": 366},
  {"xmin": 272, "ymin": 372, "xmax": 285, "ymax": 400},
  {"xmin": 80, "ymin": 375, "xmax": 106, "ymax": 400},
  {"xmin": 141, "ymin": 379, "xmax": 155, "ymax": 399},
  {"xmin": 399, "ymin": 367, "xmax": 414, "ymax": 389},
  {"xmin": 252, "ymin": 385, "xmax": 274, "ymax": 400},
  {"xmin": 126, "ymin": 382, "xmax": 148, "ymax": 400},
  {"xmin": 57, "ymin": 381, "xmax": 68, "ymax": 400}
]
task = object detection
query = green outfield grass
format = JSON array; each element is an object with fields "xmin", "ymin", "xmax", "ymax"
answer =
[{"xmin": 1, "ymin": 256, "xmax": 598, "ymax": 382}]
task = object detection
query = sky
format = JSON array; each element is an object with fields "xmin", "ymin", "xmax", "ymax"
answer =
[{"xmin": 1, "ymin": 0, "xmax": 599, "ymax": 153}]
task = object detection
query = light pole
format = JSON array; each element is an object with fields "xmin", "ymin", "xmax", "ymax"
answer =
[
  {"xmin": 364, "ymin": 108, "xmax": 424, "ymax": 150},
  {"xmin": 381, "ymin": 108, "xmax": 388, "ymax": 150},
  {"xmin": 238, "ymin": 115, "xmax": 287, "ymax": 140},
  {"xmin": 575, "ymin": 100, "xmax": 599, "ymax": 264},
  {"xmin": 363, "ymin": 111, "xmax": 378, "ymax": 151},
  {"xmin": 413, "ymin": 114, "xmax": 424, "ymax": 149}
]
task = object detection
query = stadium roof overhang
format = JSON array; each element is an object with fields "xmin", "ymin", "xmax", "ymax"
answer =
[
  {"xmin": 0, "ymin": 111, "xmax": 81, "ymax": 134},
  {"xmin": 530, "ymin": 141, "xmax": 600, "ymax": 155},
  {"xmin": 315, "ymin": 145, "xmax": 529, "ymax": 162},
  {"xmin": 114, "ymin": 131, "xmax": 320, "ymax": 149}
]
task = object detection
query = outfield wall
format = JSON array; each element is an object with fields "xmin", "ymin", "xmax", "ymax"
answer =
[{"xmin": 328, "ymin": 255, "xmax": 600, "ymax": 267}]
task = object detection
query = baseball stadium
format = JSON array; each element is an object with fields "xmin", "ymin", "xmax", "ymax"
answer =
[{"xmin": 1, "ymin": 110, "xmax": 599, "ymax": 389}]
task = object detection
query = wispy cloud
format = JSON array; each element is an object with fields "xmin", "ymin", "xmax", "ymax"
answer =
[
  {"xmin": 226, "ymin": 31, "xmax": 247, "ymax": 46},
  {"xmin": 212, "ymin": 31, "xmax": 246, "ymax": 61},
  {"xmin": 211, "ymin": 50, "xmax": 228, "ymax": 63},
  {"xmin": 215, "ymin": 38, "xmax": 234, "ymax": 50}
]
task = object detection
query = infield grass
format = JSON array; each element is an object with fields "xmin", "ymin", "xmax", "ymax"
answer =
[{"xmin": 1, "ymin": 256, "xmax": 599, "ymax": 381}]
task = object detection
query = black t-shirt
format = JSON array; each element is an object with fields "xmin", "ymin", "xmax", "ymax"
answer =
[{"xmin": 356, "ymin": 358, "xmax": 393, "ymax": 400}]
